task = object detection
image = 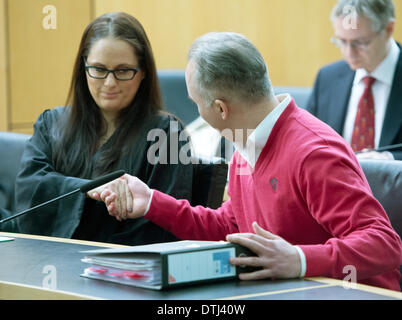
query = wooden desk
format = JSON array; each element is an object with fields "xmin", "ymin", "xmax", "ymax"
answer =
[{"xmin": 0, "ymin": 232, "xmax": 401, "ymax": 300}]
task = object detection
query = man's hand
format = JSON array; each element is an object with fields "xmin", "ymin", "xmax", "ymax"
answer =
[
  {"xmin": 226, "ymin": 222, "xmax": 301, "ymax": 280},
  {"xmin": 97, "ymin": 174, "xmax": 152, "ymax": 221}
]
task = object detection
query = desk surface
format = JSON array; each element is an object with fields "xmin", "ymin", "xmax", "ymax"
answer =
[{"xmin": 0, "ymin": 232, "xmax": 401, "ymax": 300}]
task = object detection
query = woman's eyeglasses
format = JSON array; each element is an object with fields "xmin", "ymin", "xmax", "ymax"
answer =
[{"xmin": 85, "ymin": 62, "xmax": 139, "ymax": 81}]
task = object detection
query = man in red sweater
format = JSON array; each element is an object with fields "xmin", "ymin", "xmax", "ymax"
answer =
[{"xmin": 95, "ymin": 32, "xmax": 402, "ymax": 291}]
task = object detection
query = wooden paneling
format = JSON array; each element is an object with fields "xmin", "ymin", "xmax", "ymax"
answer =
[
  {"xmin": 7, "ymin": 0, "xmax": 92, "ymax": 133},
  {"xmin": 3, "ymin": 0, "xmax": 402, "ymax": 132},
  {"xmin": 0, "ymin": 0, "xmax": 8, "ymax": 131},
  {"xmin": 94, "ymin": 0, "xmax": 194, "ymax": 70},
  {"xmin": 94, "ymin": 0, "xmax": 402, "ymax": 87}
]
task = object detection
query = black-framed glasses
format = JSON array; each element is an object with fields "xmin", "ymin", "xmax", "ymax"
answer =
[{"xmin": 85, "ymin": 61, "xmax": 140, "ymax": 81}]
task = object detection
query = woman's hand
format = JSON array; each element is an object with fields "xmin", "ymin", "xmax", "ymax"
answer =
[{"xmin": 87, "ymin": 176, "xmax": 133, "ymax": 221}]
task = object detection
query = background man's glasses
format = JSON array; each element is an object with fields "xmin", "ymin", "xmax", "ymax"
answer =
[{"xmin": 330, "ymin": 31, "xmax": 382, "ymax": 51}]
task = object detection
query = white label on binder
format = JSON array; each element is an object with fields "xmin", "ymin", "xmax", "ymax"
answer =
[{"xmin": 167, "ymin": 248, "xmax": 236, "ymax": 284}]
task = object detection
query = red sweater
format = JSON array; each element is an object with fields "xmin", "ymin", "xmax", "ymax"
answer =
[{"xmin": 146, "ymin": 100, "xmax": 402, "ymax": 291}]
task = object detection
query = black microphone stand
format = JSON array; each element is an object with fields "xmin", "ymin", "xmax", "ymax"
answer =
[
  {"xmin": 0, "ymin": 189, "xmax": 80, "ymax": 225},
  {"xmin": 0, "ymin": 170, "xmax": 125, "ymax": 225}
]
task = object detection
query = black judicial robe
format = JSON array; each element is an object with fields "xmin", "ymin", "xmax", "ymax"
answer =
[{"xmin": 14, "ymin": 107, "xmax": 193, "ymax": 245}]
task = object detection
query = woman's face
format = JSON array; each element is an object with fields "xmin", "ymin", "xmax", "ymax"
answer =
[{"xmin": 85, "ymin": 37, "xmax": 144, "ymax": 121}]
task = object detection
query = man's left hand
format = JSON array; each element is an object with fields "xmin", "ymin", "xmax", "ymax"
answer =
[{"xmin": 226, "ymin": 222, "xmax": 301, "ymax": 280}]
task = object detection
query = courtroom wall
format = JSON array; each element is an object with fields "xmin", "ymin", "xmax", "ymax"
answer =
[{"xmin": 1, "ymin": 0, "xmax": 401, "ymax": 133}]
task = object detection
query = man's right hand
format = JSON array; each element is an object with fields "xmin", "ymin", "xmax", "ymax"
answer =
[{"xmin": 100, "ymin": 174, "xmax": 152, "ymax": 221}]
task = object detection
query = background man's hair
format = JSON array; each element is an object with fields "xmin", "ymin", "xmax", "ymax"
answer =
[{"xmin": 331, "ymin": 0, "xmax": 395, "ymax": 32}]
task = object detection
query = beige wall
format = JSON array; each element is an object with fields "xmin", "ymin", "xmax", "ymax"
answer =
[
  {"xmin": 0, "ymin": 0, "xmax": 8, "ymax": 131},
  {"xmin": 94, "ymin": 0, "xmax": 342, "ymax": 86},
  {"xmin": 1, "ymin": 0, "xmax": 402, "ymax": 134},
  {"xmin": 7, "ymin": 0, "xmax": 92, "ymax": 133},
  {"xmin": 94, "ymin": 0, "xmax": 402, "ymax": 86}
]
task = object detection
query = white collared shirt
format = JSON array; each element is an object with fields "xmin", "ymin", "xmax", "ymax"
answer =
[
  {"xmin": 234, "ymin": 94, "xmax": 291, "ymax": 168},
  {"xmin": 343, "ymin": 39, "xmax": 400, "ymax": 148}
]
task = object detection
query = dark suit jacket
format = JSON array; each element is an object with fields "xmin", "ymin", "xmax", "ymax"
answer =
[{"xmin": 307, "ymin": 45, "xmax": 402, "ymax": 160}]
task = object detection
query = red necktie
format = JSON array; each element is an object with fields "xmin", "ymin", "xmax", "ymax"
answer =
[{"xmin": 351, "ymin": 76, "xmax": 376, "ymax": 152}]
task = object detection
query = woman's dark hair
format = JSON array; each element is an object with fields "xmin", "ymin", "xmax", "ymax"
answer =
[{"xmin": 53, "ymin": 12, "xmax": 163, "ymax": 177}]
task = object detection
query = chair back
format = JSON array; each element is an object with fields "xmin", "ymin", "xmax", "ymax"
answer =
[
  {"xmin": 359, "ymin": 159, "xmax": 402, "ymax": 289},
  {"xmin": 359, "ymin": 159, "xmax": 402, "ymax": 238},
  {"xmin": 0, "ymin": 132, "xmax": 30, "ymax": 231},
  {"xmin": 158, "ymin": 70, "xmax": 197, "ymax": 125},
  {"xmin": 191, "ymin": 157, "xmax": 228, "ymax": 209}
]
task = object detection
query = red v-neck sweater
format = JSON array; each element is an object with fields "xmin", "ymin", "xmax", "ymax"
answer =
[{"xmin": 146, "ymin": 100, "xmax": 402, "ymax": 291}]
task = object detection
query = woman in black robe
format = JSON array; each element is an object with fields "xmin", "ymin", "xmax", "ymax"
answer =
[{"xmin": 14, "ymin": 12, "xmax": 193, "ymax": 245}]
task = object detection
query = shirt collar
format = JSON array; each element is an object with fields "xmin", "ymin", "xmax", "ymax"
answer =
[
  {"xmin": 354, "ymin": 39, "xmax": 400, "ymax": 86},
  {"xmin": 235, "ymin": 94, "xmax": 291, "ymax": 167}
]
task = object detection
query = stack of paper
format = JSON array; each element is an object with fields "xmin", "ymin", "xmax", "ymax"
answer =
[
  {"xmin": 0, "ymin": 236, "xmax": 14, "ymax": 243},
  {"xmin": 82, "ymin": 253, "xmax": 161, "ymax": 288}
]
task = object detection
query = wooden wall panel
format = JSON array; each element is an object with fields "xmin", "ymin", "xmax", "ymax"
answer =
[
  {"xmin": 94, "ymin": 0, "xmax": 402, "ymax": 87},
  {"xmin": 7, "ymin": 0, "xmax": 92, "ymax": 133},
  {"xmin": 94, "ymin": 0, "xmax": 194, "ymax": 71},
  {"xmin": 0, "ymin": 0, "xmax": 8, "ymax": 131},
  {"xmin": 4, "ymin": 0, "xmax": 402, "ymax": 133}
]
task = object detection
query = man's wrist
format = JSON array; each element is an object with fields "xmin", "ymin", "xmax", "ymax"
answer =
[
  {"xmin": 143, "ymin": 189, "xmax": 154, "ymax": 216},
  {"xmin": 294, "ymin": 246, "xmax": 306, "ymax": 278}
]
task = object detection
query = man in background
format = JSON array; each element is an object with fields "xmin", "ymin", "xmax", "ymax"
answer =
[{"xmin": 307, "ymin": 0, "xmax": 402, "ymax": 159}]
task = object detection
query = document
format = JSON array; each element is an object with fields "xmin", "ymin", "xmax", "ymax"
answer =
[
  {"xmin": 0, "ymin": 236, "xmax": 14, "ymax": 243},
  {"xmin": 80, "ymin": 240, "xmax": 256, "ymax": 290}
]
